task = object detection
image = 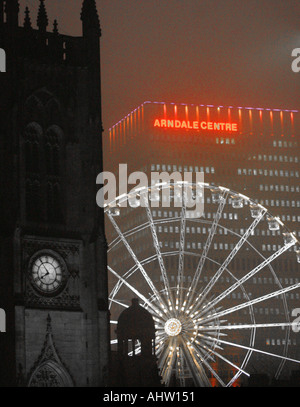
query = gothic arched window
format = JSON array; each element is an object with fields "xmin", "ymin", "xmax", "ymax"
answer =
[
  {"xmin": 24, "ymin": 94, "xmax": 45, "ymax": 125},
  {"xmin": 45, "ymin": 126, "xmax": 64, "ymax": 223},
  {"xmin": 29, "ymin": 362, "xmax": 65, "ymax": 387},
  {"xmin": 45, "ymin": 126, "xmax": 62, "ymax": 177},
  {"xmin": 24, "ymin": 123, "xmax": 43, "ymax": 221},
  {"xmin": 24, "ymin": 122, "xmax": 42, "ymax": 175},
  {"xmin": 24, "ymin": 91, "xmax": 65, "ymax": 225}
]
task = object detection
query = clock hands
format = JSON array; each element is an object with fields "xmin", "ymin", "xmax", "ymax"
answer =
[
  {"xmin": 39, "ymin": 264, "xmax": 55, "ymax": 282},
  {"xmin": 40, "ymin": 264, "xmax": 50, "ymax": 279},
  {"xmin": 32, "ymin": 255, "xmax": 62, "ymax": 293}
]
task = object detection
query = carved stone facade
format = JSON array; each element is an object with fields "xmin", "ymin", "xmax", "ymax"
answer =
[
  {"xmin": 23, "ymin": 237, "xmax": 81, "ymax": 310},
  {"xmin": 27, "ymin": 315, "xmax": 74, "ymax": 387}
]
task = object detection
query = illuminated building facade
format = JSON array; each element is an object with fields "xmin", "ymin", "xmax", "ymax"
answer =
[{"xmin": 104, "ymin": 101, "xmax": 299, "ymax": 386}]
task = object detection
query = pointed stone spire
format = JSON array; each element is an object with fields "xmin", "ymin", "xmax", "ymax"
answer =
[
  {"xmin": 46, "ymin": 314, "xmax": 52, "ymax": 334},
  {"xmin": 23, "ymin": 6, "xmax": 32, "ymax": 30},
  {"xmin": 27, "ymin": 314, "xmax": 74, "ymax": 387},
  {"xmin": 81, "ymin": 0, "xmax": 101, "ymax": 37},
  {"xmin": 53, "ymin": 19, "xmax": 58, "ymax": 35},
  {"xmin": 5, "ymin": 0, "xmax": 19, "ymax": 29},
  {"xmin": 37, "ymin": 0, "xmax": 48, "ymax": 32}
]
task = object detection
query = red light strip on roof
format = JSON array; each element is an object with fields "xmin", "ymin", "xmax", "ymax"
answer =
[{"xmin": 109, "ymin": 101, "xmax": 298, "ymax": 131}]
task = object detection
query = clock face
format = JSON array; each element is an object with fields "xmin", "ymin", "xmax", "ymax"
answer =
[{"xmin": 31, "ymin": 254, "xmax": 63, "ymax": 294}]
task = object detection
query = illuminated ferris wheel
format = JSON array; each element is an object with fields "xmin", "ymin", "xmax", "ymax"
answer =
[{"xmin": 105, "ymin": 181, "xmax": 300, "ymax": 387}]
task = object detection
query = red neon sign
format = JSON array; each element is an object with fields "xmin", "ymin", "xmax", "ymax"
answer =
[{"xmin": 154, "ymin": 119, "xmax": 238, "ymax": 132}]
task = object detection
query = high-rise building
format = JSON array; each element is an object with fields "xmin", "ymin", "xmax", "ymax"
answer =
[
  {"xmin": 0, "ymin": 0, "xmax": 109, "ymax": 387},
  {"xmin": 104, "ymin": 101, "xmax": 300, "ymax": 386}
]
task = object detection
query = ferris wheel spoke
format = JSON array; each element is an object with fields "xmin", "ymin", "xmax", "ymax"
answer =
[
  {"xmin": 110, "ymin": 278, "xmax": 128, "ymax": 304},
  {"xmin": 203, "ymin": 334, "xmax": 300, "ymax": 365},
  {"xmin": 108, "ymin": 216, "xmax": 181, "ymax": 253},
  {"xmin": 176, "ymin": 191, "xmax": 187, "ymax": 312},
  {"xmin": 198, "ymin": 281, "xmax": 300, "ymax": 325},
  {"xmin": 201, "ymin": 336, "xmax": 224, "ymax": 351},
  {"xmin": 188, "ymin": 341, "xmax": 226, "ymax": 387},
  {"xmin": 142, "ymin": 195, "xmax": 175, "ymax": 311},
  {"xmin": 155, "ymin": 334, "xmax": 169, "ymax": 346},
  {"xmin": 108, "ymin": 265, "xmax": 167, "ymax": 320},
  {"xmin": 159, "ymin": 338, "xmax": 177, "ymax": 386},
  {"xmin": 108, "ymin": 297, "xmax": 129, "ymax": 309},
  {"xmin": 196, "ymin": 335, "xmax": 250, "ymax": 378},
  {"xmin": 192, "ymin": 209, "xmax": 267, "ymax": 313},
  {"xmin": 107, "ymin": 220, "xmax": 149, "ymax": 252},
  {"xmin": 180, "ymin": 337, "xmax": 211, "ymax": 387},
  {"xmin": 158, "ymin": 349, "xmax": 169, "ymax": 376},
  {"xmin": 157, "ymin": 339, "xmax": 172, "ymax": 369},
  {"xmin": 155, "ymin": 343, "xmax": 165, "ymax": 358},
  {"xmin": 110, "ymin": 263, "xmax": 142, "ymax": 297},
  {"xmin": 199, "ymin": 321, "xmax": 296, "ymax": 331},
  {"xmin": 156, "ymin": 333, "xmax": 169, "ymax": 350},
  {"xmin": 227, "ymin": 371, "xmax": 243, "ymax": 387},
  {"xmin": 176, "ymin": 347, "xmax": 185, "ymax": 387},
  {"xmin": 191, "ymin": 342, "xmax": 216, "ymax": 364},
  {"xmin": 155, "ymin": 336, "xmax": 171, "ymax": 361},
  {"xmin": 200, "ymin": 240, "xmax": 296, "ymax": 316},
  {"xmin": 154, "ymin": 319, "xmax": 166, "ymax": 329},
  {"xmin": 107, "ymin": 213, "xmax": 169, "ymax": 313},
  {"xmin": 189, "ymin": 262, "xmax": 254, "ymax": 319},
  {"xmin": 186, "ymin": 190, "xmax": 228, "ymax": 310},
  {"xmin": 145, "ymin": 307, "xmax": 168, "ymax": 327},
  {"xmin": 275, "ymin": 323, "xmax": 291, "ymax": 379}
]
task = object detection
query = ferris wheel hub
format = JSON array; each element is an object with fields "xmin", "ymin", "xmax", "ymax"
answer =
[{"xmin": 164, "ymin": 318, "xmax": 182, "ymax": 337}]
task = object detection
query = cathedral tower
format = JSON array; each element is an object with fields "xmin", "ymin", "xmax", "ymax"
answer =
[{"xmin": 0, "ymin": 1, "xmax": 109, "ymax": 386}]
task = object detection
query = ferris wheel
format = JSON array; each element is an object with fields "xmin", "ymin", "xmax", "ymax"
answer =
[{"xmin": 105, "ymin": 181, "xmax": 300, "ymax": 387}]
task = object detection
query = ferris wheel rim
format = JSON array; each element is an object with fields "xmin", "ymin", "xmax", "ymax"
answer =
[
  {"xmin": 104, "ymin": 181, "xmax": 298, "ymax": 239},
  {"xmin": 106, "ymin": 181, "xmax": 300, "ymax": 387}
]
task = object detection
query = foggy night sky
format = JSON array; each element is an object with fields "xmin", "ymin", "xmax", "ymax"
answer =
[{"xmin": 19, "ymin": 0, "xmax": 300, "ymax": 133}]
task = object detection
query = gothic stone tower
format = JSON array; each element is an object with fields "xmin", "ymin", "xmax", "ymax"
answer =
[{"xmin": 0, "ymin": 0, "xmax": 109, "ymax": 386}]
